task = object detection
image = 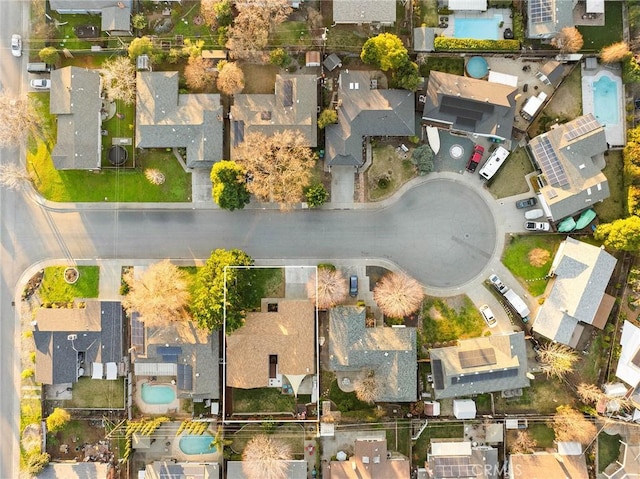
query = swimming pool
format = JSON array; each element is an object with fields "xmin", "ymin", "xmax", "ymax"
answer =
[
  {"xmin": 466, "ymin": 56, "xmax": 489, "ymax": 79},
  {"xmin": 141, "ymin": 383, "xmax": 176, "ymax": 405},
  {"xmin": 179, "ymin": 435, "xmax": 217, "ymax": 455},
  {"xmin": 592, "ymin": 74, "xmax": 619, "ymax": 126},
  {"xmin": 455, "ymin": 15, "xmax": 502, "ymax": 40}
]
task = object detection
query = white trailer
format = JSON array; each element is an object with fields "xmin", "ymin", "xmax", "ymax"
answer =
[
  {"xmin": 520, "ymin": 92, "xmax": 548, "ymax": 121},
  {"xmin": 478, "ymin": 146, "xmax": 510, "ymax": 181},
  {"xmin": 504, "ymin": 289, "xmax": 530, "ymax": 321}
]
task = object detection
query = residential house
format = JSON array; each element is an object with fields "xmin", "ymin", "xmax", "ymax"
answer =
[
  {"xmin": 227, "ymin": 460, "xmax": 306, "ymax": 479},
  {"xmin": 602, "ymin": 440, "xmax": 640, "ymax": 479},
  {"xmin": 422, "ymin": 71, "xmax": 517, "ymax": 143},
  {"xmin": 527, "ymin": 0, "xmax": 575, "ymax": 39},
  {"xmin": 328, "ymin": 306, "xmax": 417, "ymax": 402},
  {"xmin": 323, "ymin": 438, "xmax": 410, "ymax": 478},
  {"xmin": 50, "ymin": 66, "xmax": 102, "ymax": 170},
  {"xmin": 509, "ymin": 450, "xmax": 588, "ymax": 478},
  {"xmin": 429, "ymin": 332, "xmax": 529, "ymax": 399},
  {"xmin": 38, "ymin": 463, "xmax": 110, "ymax": 479},
  {"xmin": 101, "ymin": 6, "xmax": 131, "ymax": 36},
  {"xmin": 136, "ymin": 71, "xmax": 223, "ymax": 168},
  {"xmin": 425, "ymin": 440, "xmax": 498, "ymax": 479},
  {"xmin": 325, "ymin": 70, "xmax": 415, "ymax": 167},
  {"xmin": 225, "ymin": 299, "xmax": 316, "ymax": 395},
  {"xmin": 33, "ymin": 301, "xmax": 124, "ymax": 385},
  {"xmin": 532, "ymin": 237, "xmax": 616, "ymax": 348},
  {"xmin": 616, "ymin": 320, "xmax": 640, "ymax": 409},
  {"xmin": 333, "ymin": 0, "xmax": 396, "ymax": 25},
  {"xmin": 49, "ymin": 0, "xmax": 131, "ymax": 14},
  {"xmin": 144, "ymin": 461, "xmax": 220, "ymax": 479},
  {"xmin": 529, "ymin": 114, "xmax": 609, "ymax": 221},
  {"xmin": 230, "ymin": 74, "xmax": 317, "ymax": 153}
]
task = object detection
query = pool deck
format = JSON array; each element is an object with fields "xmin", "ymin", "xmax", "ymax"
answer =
[
  {"xmin": 439, "ymin": 8, "xmax": 513, "ymax": 39},
  {"xmin": 581, "ymin": 64, "xmax": 626, "ymax": 147}
]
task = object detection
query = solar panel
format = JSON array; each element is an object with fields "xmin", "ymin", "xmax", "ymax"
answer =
[
  {"xmin": 434, "ymin": 457, "xmax": 473, "ymax": 478},
  {"xmin": 442, "ymin": 95, "xmax": 495, "ymax": 114},
  {"xmin": 233, "ymin": 120, "xmax": 244, "ymax": 147},
  {"xmin": 564, "ymin": 114, "xmax": 601, "ymax": 142},
  {"xmin": 458, "ymin": 348, "xmax": 497, "ymax": 368},
  {"xmin": 533, "ymin": 136, "xmax": 569, "ymax": 187},
  {"xmin": 157, "ymin": 346, "xmax": 182, "ymax": 355},
  {"xmin": 177, "ymin": 364, "xmax": 193, "ymax": 391},
  {"xmin": 432, "ymin": 359, "xmax": 445, "ymax": 390},
  {"xmin": 440, "ymin": 104, "xmax": 484, "ymax": 121},
  {"xmin": 530, "ymin": 0, "xmax": 553, "ymax": 24},
  {"xmin": 453, "ymin": 368, "xmax": 519, "ymax": 384},
  {"xmin": 282, "ymin": 79, "xmax": 293, "ymax": 107},
  {"xmin": 131, "ymin": 312, "xmax": 145, "ymax": 352}
]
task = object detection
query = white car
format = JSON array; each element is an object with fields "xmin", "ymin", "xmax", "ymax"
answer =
[
  {"xmin": 524, "ymin": 208, "xmax": 544, "ymax": 220},
  {"xmin": 479, "ymin": 305, "xmax": 497, "ymax": 328},
  {"xmin": 525, "ymin": 221, "xmax": 551, "ymax": 232},
  {"xmin": 30, "ymin": 79, "xmax": 51, "ymax": 90},
  {"xmin": 11, "ymin": 34, "xmax": 22, "ymax": 57}
]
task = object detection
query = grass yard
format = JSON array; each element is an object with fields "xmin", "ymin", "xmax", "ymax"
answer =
[
  {"xmin": 528, "ymin": 423, "xmax": 555, "ymax": 448},
  {"xmin": 62, "ymin": 377, "xmax": 125, "ymax": 409},
  {"xmin": 486, "ymin": 147, "xmax": 534, "ymax": 199},
  {"xmin": 325, "ymin": 26, "xmax": 368, "ymax": 53},
  {"xmin": 420, "ymin": 295, "xmax": 486, "ymax": 347},
  {"xmin": 52, "ymin": 13, "xmax": 102, "ymax": 51},
  {"xmin": 419, "ymin": 56, "xmax": 465, "ymax": 77},
  {"xmin": 367, "ymin": 145, "xmax": 417, "ymax": 201},
  {"xmin": 595, "ymin": 150, "xmax": 626, "ymax": 223},
  {"xmin": 412, "ymin": 422, "xmax": 464, "ymax": 462},
  {"xmin": 232, "ymin": 387, "xmax": 296, "ymax": 414},
  {"xmin": 240, "ymin": 63, "xmax": 280, "ymax": 94},
  {"xmin": 60, "ymin": 54, "xmax": 109, "ymax": 69},
  {"xmin": 271, "ymin": 21, "xmax": 313, "ymax": 48},
  {"xmin": 169, "ymin": 1, "xmax": 217, "ymax": 45},
  {"xmin": 377, "ymin": 421, "xmax": 411, "ymax": 456},
  {"xmin": 502, "ymin": 235, "xmax": 563, "ymax": 296},
  {"xmin": 100, "ymin": 99, "xmax": 136, "ymax": 168},
  {"xmin": 598, "ymin": 432, "xmax": 622, "ymax": 472},
  {"xmin": 493, "ymin": 376, "xmax": 575, "ymax": 414},
  {"xmin": 578, "ymin": 1, "xmax": 623, "ymax": 51},
  {"xmin": 417, "ymin": 0, "xmax": 439, "ymax": 27},
  {"xmin": 39, "ymin": 266, "xmax": 100, "ymax": 303},
  {"xmin": 329, "ymin": 380, "xmax": 375, "ymax": 414},
  {"xmin": 231, "ymin": 423, "xmax": 305, "ymax": 456},
  {"xmin": 234, "ymin": 267, "xmax": 285, "ymax": 311}
]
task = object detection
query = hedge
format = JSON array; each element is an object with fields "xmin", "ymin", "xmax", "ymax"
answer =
[{"xmin": 434, "ymin": 37, "xmax": 520, "ymax": 51}]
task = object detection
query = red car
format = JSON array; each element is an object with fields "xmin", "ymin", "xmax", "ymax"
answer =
[{"xmin": 466, "ymin": 144, "xmax": 485, "ymax": 172}]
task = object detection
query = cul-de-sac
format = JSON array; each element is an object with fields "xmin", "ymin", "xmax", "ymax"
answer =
[{"xmin": 2, "ymin": 0, "xmax": 640, "ymax": 478}]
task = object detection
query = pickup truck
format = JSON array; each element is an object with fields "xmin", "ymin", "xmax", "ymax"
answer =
[{"xmin": 466, "ymin": 145, "xmax": 485, "ymax": 172}]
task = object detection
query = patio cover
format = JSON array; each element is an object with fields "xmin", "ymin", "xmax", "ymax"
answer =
[
  {"xmin": 91, "ymin": 363, "xmax": 103, "ymax": 379},
  {"xmin": 488, "ymin": 71, "xmax": 518, "ymax": 88},
  {"xmin": 586, "ymin": 0, "xmax": 605, "ymax": 13},
  {"xmin": 133, "ymin": 362, "xmax": 177, "ymax": 376},
  {"xmin": 426, "ymin": 126, "xmax": 440, "ymax": 154},
  {"xmin": 284, "ymin": 374, "xmax": 307, "ymax": 397},
  {"xmin": 106, "ymin": 362, "xmax": 118, "ymax": 380},
  {"xmin": 448, "ymin": 0, "xmax": 487, "ymax": 10}
]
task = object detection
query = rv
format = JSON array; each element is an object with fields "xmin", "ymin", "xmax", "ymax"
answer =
[{"xmin": 478, "ymin": 146, "xmax": 510, "ymax": 181}]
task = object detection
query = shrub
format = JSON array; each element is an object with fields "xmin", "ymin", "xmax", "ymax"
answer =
[
  {"xmin": 25, "ymin": 452, "xmax": 50, "ymax": 475},
  {"xmin": 38, "ymin": 47, "xmax": 59, "ymax": 64},
  {"xmin": 318, "ymin": 109, "xmax": 338, "ymax": 129},
  {"xmin": 435, "ymin": 37, "xmax": 520, "ymax": 51},
  {"xmin": 145, "ymin": 169, "xmax": 166, "ymax": 185},
  {"xmin": 269, "ymin": 48, "xmax": 290, "ymax": 67},
  {"xmin": 21, "ymin": 368, "xmax": 34, "ymax": 379},
  {"xmin": 305, "ymin": 183, "xmax": 329, "ymax": 208},
  {"xmin": 46, "ymin": 408, "xmax": 71, "ymax": 433}
]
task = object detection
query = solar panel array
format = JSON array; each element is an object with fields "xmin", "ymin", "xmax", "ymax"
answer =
[
  {"xmin": 177, "ymin": 364, "xmax": 193, "ymax": 391},
  {"xmin": 533, "ymin": 136, "xmax": 569, "ymax": 187},
  {"xmin": 458, "ymin": 348, "xmax": 497, "ymax": 368},
  {"xmin": 434, "ymin": 457, "xmax": 473, "ymax": 478},
  {"xmin": 564, "ymin": 114, "xmax": 601, "ymax": 142},
  {"xmin": 282, "ymin": 80, "xmax": 294, "ymax": 107},
  {"xmin": 530, "ymin": 0, "xmax": 553, "ymax": 24},
  {"xmin": 432, "ymin": 359, "xmax": 445, "ymax": 390},
  {"xmin": 453, "ymin": 368, "xmax": 519, "ymax": 385},
  {"xmin": 131, "ymin": 312, "xmax": 144, "ymax": 352}
]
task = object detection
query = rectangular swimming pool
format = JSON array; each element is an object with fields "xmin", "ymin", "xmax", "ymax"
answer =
[{"xmin": 454, "ymin": 15, "xmax": 502, "ymax": 40}]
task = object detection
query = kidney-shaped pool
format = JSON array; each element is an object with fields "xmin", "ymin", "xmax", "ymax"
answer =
[{"xmin": 179, "ymin": 435, "xmax": 217, "ymax": 455}]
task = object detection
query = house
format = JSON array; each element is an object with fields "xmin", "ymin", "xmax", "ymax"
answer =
[
  {"xmin": 529, "ymin": 114, "xmax": 609, "ymax": 221},
  {"xmin": 602, "ymin": 440, "xmax": 640, "ymax": 479},
  {"xmin": 225, "ymin": 299, "xmax": 316, "ymax": 395},
  {"xmin": 323, "ymin": 438, "xmax": 410, "ymax": 478},
  {"xmin": 49, "ymin": 0, "xmax": 131, "ymax": 14},
  {"xmin": 136, "ymin": 71, "xmax": 223, "ymax": 168},
  {"xmin": 230, "ymin": 74, "xmax": 317, "ymax": 152},
  {"xmin": 532, "ymin": 237, "xmax": 616, "ymax": 348},
  {"xmin": 50, "ymin": 66, "xmax": 102, "ymax": 170},
  {"xmin": 325, "ymin": 70, "xmax": 415, "ymax": 167},
  {"xmin": 327, "ymin": 306, "xmax": 417, "ymax": 402},
  {"xmin": 227, "ymin": 460, "xmax": 306, "ymax": 479},
  {"xmin": 509, "ymin": 451, "xmax": 588, "ymax": 478},
  {"xmin": 527, "ymin": 0, "xmax": 575, "ymax": 39},
  {"xmin": 426, "ymin": 440, "xmax": 498, "ymax": 479},
  {"xmin": 422, "ymin": 71, "xmax": 517, "ymax": 143},
  {"xmin": 333, "ymin": 0, "xmax": 396, "ymax": 25},
  {"xmin": 101, "ymin": 6, "xmax": 131, "ymax": 36},
  {"xmin": 323, "ymin": 53, "xmax": 342, "ymax": 72},
  {"xmin": 33, "ymin": 301, "xmax": 124, "ymax": 385},
  {"xmin": 616, "ymin": 320, "xmax": 640, "ymax": 408},
  {"xmin": 144, "ymin": 461, "xmax": 220, "ymax": 479},
  {"xmin": 38, "ymin": 463, "xmax": 110, "ymax": 479},
  {"xmin": 429, "ymin": 332, "xmax": 529, "ymax": 399}
]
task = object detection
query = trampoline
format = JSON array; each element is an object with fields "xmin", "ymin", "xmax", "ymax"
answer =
[
  {"xmin": 108, "ymin": 145, "xmax": 128, "ymax": 166},
  {"xmin": 466, "ymin": 56, "xmax": 489, "ymax": 79}
]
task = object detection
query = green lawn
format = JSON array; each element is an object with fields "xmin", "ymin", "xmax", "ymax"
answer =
[
  {"xmin": 39, "ymin": 266, "xmax": 100, "ymax": 303},
  {"xmin": 100, "ymin": 99, "xmax": 136, "ymax": 168},
  {"xmin": 528, "ymin": 423, "xmax": 555, "ymax": 448},
  {"xmin": 231, "ymin": 423, "xmax": 305, "ymax": 456},
  {"xmin": 577, "ymin": 1, "xmax": 623, "ymax": 51},
  {"xmin": 502, "ymin": 235, "xmax": 564, "ymax": 296},
  {"xmin": 52, "ymin": 13, "xmax": 102, "ymax": 52},
  {"xmin": 420, "ymin": 296, "xmax": 486, "ymax": 346},
  {"xmin": 493, "ymin": 376, "xmax": 576, "ymax": 414},
  {"xmin": 594, "ymin": 150, "xmax": 626, "ymax": 223},
  {"xmin": 232, "ymin": 387, "xmax": 296, "ymax": 414},
  {"xmin": 62, "ymin": 377, "xmax": 125, "ymax": 409},
  {"xmin": 419, "ymin": 56, "xmax": 465, "ymax": 77},
  {"xmin": 598, "ymin": 433, "xmax": 622, "ymax": 473},
  {"xmin": 169, "ymin": 1, "xmax": 218, "ymax": 46},
  {"xmin": 233, "ymin": 267, "xmax": 285, "ymax": 311},
  {"xmin": 383, "ymin": 421, "xmax": 412, "ymax": 456},
  {"xmin": 413, "ymin": 422, "xmax": 464, "ymax": 462},
  {"xmin": 271, "ymin": 21, "xmax": 312, "ymax": 48},
  {"xmin": 486, "ymin": 147, "xmax": 534, "ymax": 199},
  {"xmin": 417, "ymin": 0, "xmax": 438, "ymax": 27},
  {"xmin": 325, "ymin": 26, "xmax": 368, "ymax": 53},
  {"xmin": 329, "ymin": 380, "xmax": 375, "ymax": 414},
  {"xmin": 579, "ymin": 332, "xmax": 607, "ymax": 384}
]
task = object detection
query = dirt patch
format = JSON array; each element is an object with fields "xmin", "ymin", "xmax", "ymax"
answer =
[
  {"xmin": 428, "ymin": 306, "xmax": 444, "ymax": 321},
  {"xmin": 528, "ymin": 248, "xmax": 551, "ymax": 268}
]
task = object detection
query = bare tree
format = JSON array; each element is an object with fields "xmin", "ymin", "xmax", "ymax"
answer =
[
  {"xmin": 306, "ymin": 267, "xmax": 348, "ymax": 309},
  {"xmin": 373, "ymin": 272, "xmax": 424, "ymax": 318},
  {"xmin": 242, "ymin": 434, "xmax": 292, "ymax": 479},
  {"xmin": 101, "ymin": 56, "xmax": 136, "ymax": 105},
  {"xmin": 122, "ymin": 260, "xmax": 191, "ymax": 327},
  {"xmin": 0, "ymin": 93, "xmax": 42, "ymax": 147},
  {"xmin": 551, "ymin": 27, "xmax": 584, "ymax": 53},
  {"xmin": 354, "ymin": 370, "xmax": 380, "ymax": 403},
  {"xmin": 548, "ymin": 406, "xmax": 597, "ymax": 445},
  {"xmin": 234, "ymin": 130, "xmax": 316, "ymax": 210},
  {"xmin": 216, "ymin": 61, "xmax": 245, "ymax": 95},
  {"xmin": 537, "ymin": 342, "xmax": 579, "ymax": 380},
  {"xmin": 600, "ymin": 42, "xmax": 630, "ymax": 63},
  {"xmin": 0, "ymin": 163, "xmax": 31, "ymax": 190},
  {"xmin": 184, "ymin": 56, "xmax": 217, "ymax": 91},
  {"xmin": 576, "ymin": 383, "xmax": 604, "ymax": 405},
  {"xmin": 509, "ymin": 430, "xmax": 537, "ymax": 454}
]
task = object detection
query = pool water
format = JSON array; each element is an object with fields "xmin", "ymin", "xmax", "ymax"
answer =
[
  {"xmin": 141, "ymin": 383, "xmax": 176, "ymax": 405},
  {"xmin": 454, "ymin": 15, "xmax": 502, "ymax": 40},
  {"xmin": 592, "ymin": 75, "xmax": 619, "ymax": 126},
  {"xmin": 179, "ymin": 435, "xmax": 217, "ymax": 455},
  {"xmin": 466, "ymin": 56, "xmax": 489, "ymax": 79}
]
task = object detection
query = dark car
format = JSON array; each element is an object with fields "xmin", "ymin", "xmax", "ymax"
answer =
[
  {"xmin": 349, "ymin": 275, "xmax": 358, "ymax": 297},
  {"xmin": 466, "ymin": 144, "xmax": 485, "ymax": 172},
  {"xmin": 516, "ymin": 197, "xmax": 537, "ymax": 209}
]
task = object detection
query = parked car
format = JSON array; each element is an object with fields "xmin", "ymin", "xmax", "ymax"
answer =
[
  {"xmin": 524, "ymin": 208, "xmax": 544, "ymax": 220},
  {"xmin": 349, "ymin": 275, "xmax": 358, "ymax": 297},
  {"xmin": 30, "ymin": 79, "xmax": 51, "ymax": 90},
  {"xmin": 479, "ymin": 304, "xmax": 497, "ymax": 328},
  {"xmin": 488, "ymin": 274, "xmax": 508, "ymax": 294},
  {"xmin": 525, "ymin": 221, "xmax": 550, "ymax": 232},
  {"xmin": 516, "ymin": 197, "xmax": 537, "ymax": 209},
  {"xmin": 465, "ymin": 144, "xmax": 485, "ymax": 172},
  {"xmin": 11, "ymin": 34, "xmax": 21, "ymax": 57}
]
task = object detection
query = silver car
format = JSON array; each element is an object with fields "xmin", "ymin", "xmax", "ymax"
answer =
[
  {"xmin": 30, "ymin": 79, "xmax": 51, "ymax": 90},
  {"xmin": 479, "ymin": 304, "xmax": 497, "ymax": 328},
  {"xmin": 11, "ymin": 34, "xmax": 22, "ymax": 57}
]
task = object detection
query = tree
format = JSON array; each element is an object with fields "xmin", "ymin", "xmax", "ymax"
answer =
[
  {"xmin": 393, "ymin": 59, "xmax": 421, "ymax": 91},
  {"xmin": 600, "ymin": 42, "xmax": 630, "ymax": 63},
  {"xmin": 548, "ymin": 406, "xmax": 597, "ymax": 445},
  {"xmin": 101, "ymin": 56, "xmax": 136, "ymax": 105},
  {"xmin": 132, "ymin": 13, "xmax": 148, "ymax": 30},
  {"xmin": 234, "ymin": 130, "xmax": 316, "ymax": 210},
  {"xmin": 25, "ymin": 452, "xmax": 50, "ymax": 475},
  {"xmin": 304, "ymin": 183, "xmax": 329, "ymax": 208},
  {"xmin": 191, "ymin": 248, "xmax": 254, "ymax": 332},
  {"xmin": 354, "ymin": 370, "xmax": 380, "ymax": 403},
  {"xmin": 128, "ymin": 36, "xmax": 153, "ymax": 60},
  {"xmin": 242, "ymin": 434, "xmax": 292, "ymax": 479},
  {"xmin": 0, "ymin": 93, "xmax": 42, "ymax": 147},
  {"xmin": 182, "ymin": 38, "xmax": 205, "ymax": 59},
  {"xmin": 269, "ymin": 48, "xmax": 290, "ymax": 67},
  {"xmin": 122, "ymin": 260, "xmax": 191, "ymax": 326},
  {"xmin": 551, "ymin": 27, "xmax": 584, "ymax": 53},
  {"xmin": 38, "ymin": 46, "xmax": 59, "ymax": 65},
  {"xmin": 360, "ymin": 33, "xmax": 409, "ymax": 71},
  {"xmin": 46, "ymin": 408, "xmax": 70, "ymax": 433},
  {"xmin": 210, "ymin": 160, "xmax": 251, "ymax": 210},
  {"xmin": 216, "ymin": 61, "xmax": 245, "ymax": 95},
  {"xmin": 537, "ymin": 342, "xmax": 579, "ymax": 379},
  {"xmin": 0, "ymin": 163, "xmax": 31, "ymax": 190},
  {"xmin": 411, "ymin": 144, "xmax": 434, "ymax": 175},
  {"xmin": 184, "ymin": 56, "xmax": 217, "ymax": 91},
  {"xmin": 306, "ymin": 267, "xmax": 347, "ymax": 309},
  {"xmin": 594, "ymin": 216, "xmax": 640, "ymax": 251},
  {"xmin": 201, "ymin": 0, "xmax": 233, "ymax": 28},
  {"xmin": 576, "ymin": 383, "xmax": 604, "ymax": 405},
  {"xmin": 509, "ymin": 430, "xmax": 537, "ymax": 454},
  {"xmin": 373, "ymin": 272, "xmax": 424, "ymax": 318},
  {"xmin": 317, "ymin": 109, "xmax": 338, "ymax": 129}
]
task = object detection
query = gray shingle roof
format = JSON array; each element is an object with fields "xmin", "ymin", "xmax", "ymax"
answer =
[
  {"xmin": 333, "ymin": 0, "xmax": 396, "ymax": 24},
  {"xmin": 49, "ymin": 0, "xmax": 131, "ymax": 12},
  {"xmin": 227, "ymin": 460, "xmax": 305, "ymax": 479},
  {"xmin": 145, "ymin": 461, "xmax": 220, "ymax": 479},
  {"xmin": 527, "ymin": 0, "xmax": 575, "ymax": 39},
  {"xmin": 101, "ymin": 6, "xmax": 130, "ymax": 33},
  {"xmin": 328, "ymin": 306, "xmax": 417, "ymax": 402},
  {"xmin": 326, "ymin": 71, "xmax": 415, "ymax": 167},
  {"xmin": 533, "ymin": 237, "xmax": 617, "ymax": 346},
  {"xmin": 136, "ymin": 72, "xmax": 223, "ymax": 168},
  {"xmin": 50, "ymin": 67, "xmax": 102, "ymax": 170}
]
